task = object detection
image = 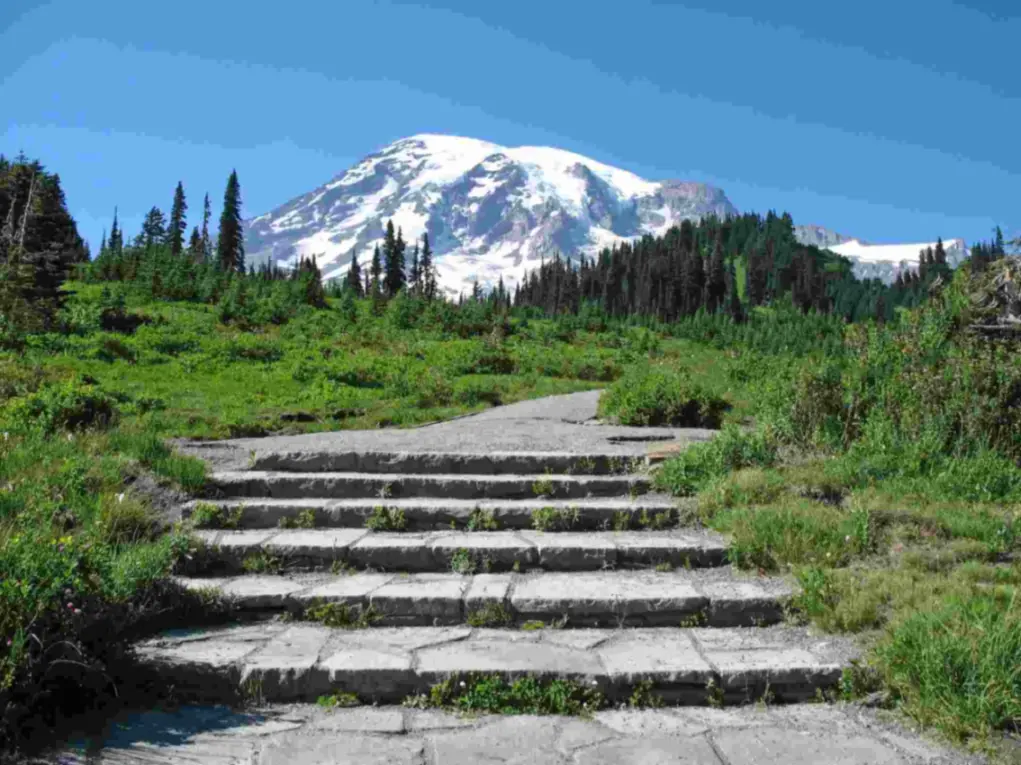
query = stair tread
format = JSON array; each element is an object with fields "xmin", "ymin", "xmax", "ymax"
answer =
[
  {"xmin": 173, "ymin": 568, "xmax": 792, "ymax": 628},
  {"xmin": 134, "ymin": 622, "xmax": 857, "ymax": 704},
  {"xmin": 186, "ymin": 528, "xmax": 729, "ymax": 574},
  {"xmin": 188, "ymin": 496, "xmax": 678, "ymax": 508},
  {"xmin": 211, "ymin": 471, "xmax": 651, "ymax": 482}
]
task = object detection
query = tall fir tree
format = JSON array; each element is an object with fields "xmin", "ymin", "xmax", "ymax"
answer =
[
  {"xmin": 370, "ymin": 243, "xmax": 382, "ymax": 294},
  {"xmin": 345, "ymin": 249, "xmax": 364, "ymax": 296},
  {"xmin": 201, "ymin": 193, "xmax": 213, "ymax": 262},
  {"xmin": 704, "ymin": 239, "xmax": 726, "ymax": 313},
  {"xmin": 108, "ymin": 207, "xmax": 122, "ymax": 255},
  {"xmin": 168, "ymin": 181, "xmax": 188, "ymax": 256},
  {"xmin": 187, "ymin": 226, "xmax": 203, "ymax": 263},
  {"xmin": 381, "ymin": 220, "xmax": 407, "ymax": 296},
  {"xmin": 216, "ymin": 170, "xmax": 245, "ymax": 273},
  {"xmin": 419, "ymin": 232, "xmax": 435, "ymax": 300},
  {"xmin": 409, "ymin": 243, "xmax": 420, "ymax": 293},
  {"xmin": 141, "ymin": 207, "xmax": 167, "ymax": 249}
]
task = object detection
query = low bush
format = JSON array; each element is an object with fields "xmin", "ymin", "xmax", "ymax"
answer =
[
  {"xmin": 597, "ymin": 365, "xmax": 728, "ymax": 427},
  {"xmin": 654, "ymin": 425, "xmax": 777, "ymax": 496}
]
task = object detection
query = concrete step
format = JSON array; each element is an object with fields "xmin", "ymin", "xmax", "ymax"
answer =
[
  {"xmin": 174, "ymin": 569, "xmax": 791, "ymax": 628},
  {"xmin": 182, "ymin": 528, "xmax": 728, "ymax": 575},
  {"xmin": 205, "ymin": 471, "xmax": 652, "ymax": 501},
  {"xmin": 182, "ymin": 496, "xmax": 685, "ymax": 531},
  {"xmin": 251, "ymin": 450, "xmax": 651, "ymax": 476},
  {"xmin": 207, "ymin": 467, "xmax": 653, "ymax": 504},
  {"xmin": 133, "ymin": 623, "xmax": 856, "ymax": 706}
]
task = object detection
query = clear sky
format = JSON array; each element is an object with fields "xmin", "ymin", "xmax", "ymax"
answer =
[{"xmin": 2, "ymin": 0, "xmax": 1018, "ymax": 253}]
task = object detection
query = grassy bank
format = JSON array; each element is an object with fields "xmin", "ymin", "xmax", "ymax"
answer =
[{"xmin": 644, "ymin": 265, "xmax": 1021, "ymax": 759}]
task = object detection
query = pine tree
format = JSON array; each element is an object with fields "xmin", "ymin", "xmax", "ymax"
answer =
[
  {"xmin": 168, "ymin": 181, "xmax": 187, "ymax": 256},
  {"xmin": 345, "ymin": 249, "xmax": 363, "ymax": 296},
  {"xmin": 704, "ymin": 239, "xmax": 726, "ymax": 313},
  {"xmin": 141, "ymin": 207, "xmax": 167, "ymax": 249},
  {"xmin": 216, "ymin": 170, "xmax": 244, "ymax": 273},
  {"xmin": 419, "ymin": 232, "xmax": 436, "ymax": 300},
  {"xmin": 187, "ymin": 226, "xmax": 203, "ymax": 263},
  {"xmin": 108, "ymin": 207, "xmax": 122, "ymax": 255},
  {"xmin": 381, "ymin": 220, "xmax": 407, "ymax": 296},
  {"xmin": 370, "ymin": 244, "xmax": 382, "ymax": 294},
  {"xmin": 934, "ymin": 238, "xmax": 947, "ymax": 265},
  {"xmin": 201, "ymin": 193, "xmax": 212, "ymax": 262},
  {"xmin": 409, "ymin": 243, "xmax": 420, "ymax": 293}
]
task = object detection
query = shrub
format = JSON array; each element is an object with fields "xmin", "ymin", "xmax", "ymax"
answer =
[
  {"xmin": 597, "ymin": 365, "xmax": 728, "ymax": 427},
  {"xmin": 654, "ymin": 425, "xmax": 777, "ymax": 496},
  {"xmin": 2, "ymin": 377, "xmax": 119, "ymax": 435}
]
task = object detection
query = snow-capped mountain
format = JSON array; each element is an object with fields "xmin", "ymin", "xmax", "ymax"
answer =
[
  {"xmin": 245, "ymin": 134, "xmax": 738, "ymax": 293},
  {"xmin": 794, "ymin": 225, "xmax": 968, "ymax": 283},
  {"xmin": 244, "ymin": 134, "xmax": 966, "ymax": 292}
]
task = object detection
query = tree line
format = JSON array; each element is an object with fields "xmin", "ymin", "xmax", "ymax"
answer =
[
  {"xmin": 4, "ymin": 148, "xmax": 1016, "ymax": 336},
  {"xmin": 0, "ymin": 153, "xmax": 88, "ymax": 330},
  {"xmin": 510, "ymin": 212, "xmax": 992, "ymax": 323}
]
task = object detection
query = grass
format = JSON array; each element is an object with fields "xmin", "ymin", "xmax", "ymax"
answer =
[
  {"xmin": 404, "ymin": 673, "xmax": 604, "ymax": 716},
  {"xmin": 302, "ymin": 601, "xmax": 381, "ymax": 629},
  {"xmin": 466, "ymin": 602, "xmax": 512, "ymax": 627},
  {"xmin": 531, "ymin": 506, "xmax": 579, "ymax": 532},
  {"xmin": 365, "ymin": 505, "xmax": 407, "ymax": 531}
]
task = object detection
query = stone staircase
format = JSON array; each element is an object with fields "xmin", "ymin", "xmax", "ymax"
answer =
[{"xmin": 137, "ymin": 446, "xmax": 857, "ymax": 708}]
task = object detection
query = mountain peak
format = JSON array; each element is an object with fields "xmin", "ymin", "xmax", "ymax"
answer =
[{"xmin": 245, "ymin": 135, "xmax": 738, "ymax": 292}]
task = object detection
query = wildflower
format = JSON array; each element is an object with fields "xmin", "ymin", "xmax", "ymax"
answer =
[
  {"xmin": 5, "ymin": 639, "xmax": 11, "ymax": 647},
  {"xmin": 117, "ymin": 493, "xmax": 125, "ymax": 504},
  {"xmin": 844, "ymin": 535, "xmax": 851, "ymax": 543},
  {"xmin": 73, "ymin": 608, "xmax": 82, "ymax": 615},
  {"xmin": 459, "ymin": 681, "xmax": 466, "ymax": 688},
  {"xmin": 67, "ymin": 602, "xmax": 74, "ymax": 610}
]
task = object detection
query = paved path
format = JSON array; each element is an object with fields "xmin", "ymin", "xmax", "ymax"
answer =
[
  {"xmin": 48, "ymin": 704, "xmax": 981, "ymax": 764},
  {"xmin": 176, "ymin": 391, "xmax": 715, "ymax": 472}
]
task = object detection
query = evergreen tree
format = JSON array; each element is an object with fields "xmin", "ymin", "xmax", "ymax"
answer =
[
  {"xmin": 168, "ymin": 181, "xmax": 187, "ymax": 256},
  {"xmin": 934, "ymin": 238, "xmax": 947, "ymax": 266},
  {"xmin": 409, "ymin": 243, "xmax": 420, "ymax": 293},
  {"xmin": 381, "ymin": 220, "xmax": 407, "ymax": 296},
  {"xmin": 141, "ymin": 206, "xmax": 167, "ymax": 249},
  {"xmin": 419, "ymin": 232, "xmax": 436, "ymax": 300},
  {"xmin": 187, "ymin": 226, "xmax": 203, "ymax": 263},
  {"xmin": 370, "ymin": 244, "xmax": 382, "ymax": 294},
  {"xmin": 704, "ymin": 239, "xmax": 726, "ymax": 313},
  {"xmin": 345, "ymin": 249, "xmax": 363, "ymax": 297},
  {"xmin": 108, "ymin": 207, "xmax": 122, "ymax": 255},
  {"xmin": 216, "ymin": 170, "xmax": 244, "ymax": 273},
  {"xmin": 993, "ymin": 226, "xmax": 1006, "ymax": 256},
  {"xmin": 201, "ymin": 193, "xmax": 212, "ymax": 261}
]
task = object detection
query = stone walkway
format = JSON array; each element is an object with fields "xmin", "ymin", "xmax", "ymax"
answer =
[
  {"xmin": 54, "ymin": 392, "xmax": 984, "ymax": 763},
  {"xmin": 48, "ymin": 704, "xmax": 980, "ymax": 764}
]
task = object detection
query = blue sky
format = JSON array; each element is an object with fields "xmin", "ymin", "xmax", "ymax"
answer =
[{"xmin": 2, "ymin": 0, "xmax": 1018, "ymax": 253}]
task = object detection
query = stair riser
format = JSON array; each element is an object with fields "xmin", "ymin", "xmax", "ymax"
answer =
[
  {"xmin": 253, "ymin": 452, "xmax": 647, "ymax": 476},
  {"xmin": 180, "ymin": 545, "xmax": 726, "ymax": 575},
  {"xmin": 205, "ymin": 601, "xmax": 782, "ymax": 629},
  {"xmin": 207, "ymin": 476, "xmax": 651, "ymax": 501},
  {"xmin": 183, "ymin": 503, "xmax": 680, "ymax": 531},
  {"xmin": 140, "ymin": 663, "xmax": 836, "ymax": 707}
]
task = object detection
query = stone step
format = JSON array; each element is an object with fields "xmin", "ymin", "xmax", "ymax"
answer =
[
  {"xmin": 133, "ymin": 623, "xmax": 856, "ymax": 706},
  {"xmin": 182, "ymin": 496, "xmax": 685, "ymax": 531},
  {"xmin": 205, "ymin": 471, "xmax": 652, "ymax": 501},
  {"xmin": 251, "ymin": 450, "xmax": 650, "ymax": 476},
  {"xmin": 174, "ymin": 569, "xmax": 791, "ymax": 628},
  {"xmin": 182, "ymin": 528, "xmax": 729, "ymax": 575}
]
